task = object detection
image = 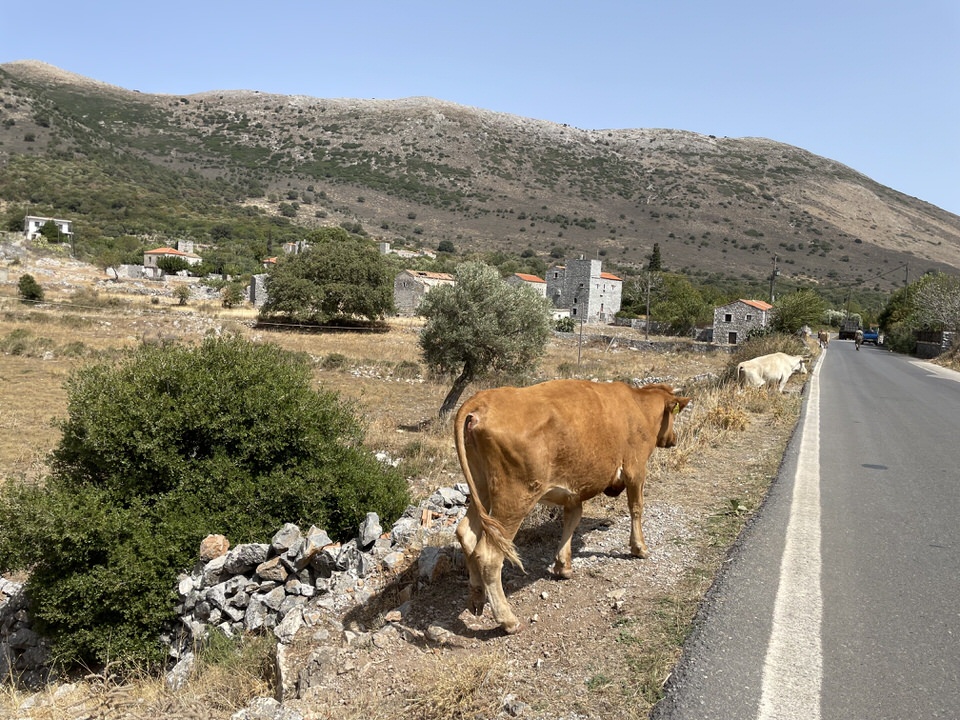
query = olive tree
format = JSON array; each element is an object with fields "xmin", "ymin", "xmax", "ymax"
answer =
[
  {"xmin": 652, "ymin": 274, "xmax": 707, "ymax": 335},
  {"xmin": 910, "ymin": 272, "xmax": 960, "ymax": 331},
  {"xmin": 418, "ymin": 261, "xmax": 552, "ymax": 417},
  {"xmin": 772, "ymin": 288, "xmax": 827, "ymax": 334}
]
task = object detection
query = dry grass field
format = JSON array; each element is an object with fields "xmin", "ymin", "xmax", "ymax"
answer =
[{"xmin": 0, "ymin": 257, "xmax": 812, "ymax": 720}]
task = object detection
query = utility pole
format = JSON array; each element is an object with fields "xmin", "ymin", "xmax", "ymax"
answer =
[
  {"xmin": 769, "ymin": 255, "xmax": 779, "ymax": 304},
  {"xmin": 577, "ymin": 308, "xmax": 584, "ymax": 366},
  {"xmin": 645, "ymin": 277, "xmax": 652, "ymax": 341}
]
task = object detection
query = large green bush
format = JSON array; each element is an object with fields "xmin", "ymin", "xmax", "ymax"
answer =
[
  {"xmin": 0, "ymin": 335, "xmax": 409, "ymax": 669},
  {"xmin": 259, "ymin": 226, "xmax": 394, "ymax": 324},
  {"xmin": 771, "ymin": 289, "xmax": 826, "ymax": 334}
]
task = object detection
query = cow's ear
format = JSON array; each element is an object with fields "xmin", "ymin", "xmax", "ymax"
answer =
[{"xmin": 672, "ymin": 397, "xmax": 691, "ymax": 414}]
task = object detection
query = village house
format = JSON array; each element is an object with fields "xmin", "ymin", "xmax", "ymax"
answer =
[
  {"xmin": 393, "ymin": 269, "xmax": 456, "ymax": 316},
  {"xmin": 712, "ymin": 298, "xmax": 773, "ymax": 344},
  {"xmin": 283, "ymin": 241, "xmax": 309, "ymax": 256},
  {"xmin": 143, "ymin": 242, "xmax": 203, "ymax": 279},
  {"xmin": 23, "ymin": 215, "xmax": 73, "ymax": 241},
  {"xmin": 505, "ymin": 272, "xmax": 547, "ymax": 297},
  {"xmin": 546, "ymin": 258, "xmax": 622, "ymax": 324},
  {"xmin": 379, "ymin": 241, "xmax": 436, "ymax": 261}
]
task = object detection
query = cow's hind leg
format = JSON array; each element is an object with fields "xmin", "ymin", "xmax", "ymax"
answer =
[
  {"xmin": 553, "ymin": 501, "xmax": 583, "ymax": 579},
  {"xmin": 456, "ymin": 510, "xmax": 486, "ymax": 616},
  {"xmin": 475, "ymin": 535, "xmax": 520, "ymax": 633}
]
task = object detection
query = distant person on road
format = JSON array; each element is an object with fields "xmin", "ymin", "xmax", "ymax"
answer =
[{"xmin": 855, "ymin": 328, "xmax": 863, "ymax": 351}]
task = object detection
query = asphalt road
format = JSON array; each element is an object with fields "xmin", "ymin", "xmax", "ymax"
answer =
[{"xmin": 651, "ymin": 339, "xmax": 960, "ymax": 720}]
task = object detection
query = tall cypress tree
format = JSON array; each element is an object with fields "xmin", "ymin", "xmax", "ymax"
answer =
[{"xmin": 648, "ymin": 242, "xmax": 663, "ymax": 271}]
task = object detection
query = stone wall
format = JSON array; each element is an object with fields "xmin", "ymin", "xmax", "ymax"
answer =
[{"xmin": 0, "ymin": 483, "xmax": 470, "ymax": 700}]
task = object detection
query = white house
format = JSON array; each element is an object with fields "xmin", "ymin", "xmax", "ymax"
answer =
[
  {"xmin": 143, "ymin": 246, "xmax": 203, "ymax": 279},
  {"xmin": 24, "ymin": 215, "xmax": 73, "ymax": 241}
]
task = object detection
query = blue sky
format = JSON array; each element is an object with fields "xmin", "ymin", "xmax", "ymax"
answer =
[{"xmin": 4, "ymin": 1, "xmax": 958, "ymax": 215}]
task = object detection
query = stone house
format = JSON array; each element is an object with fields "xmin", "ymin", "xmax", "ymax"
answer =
[
  {"xmin": 505, "ymin": 272, "xmax": 547, "ymax": 297},
  {"xmin": 546, "ymin": 258, "xmax": 622, "ymax": 324},
  {"xmin": 713, "ymin": 299, "xmax": 773, "ymax": 344},
  {"xmin": 378, "ymin": 241, "xmax": 436, "ymax": 261},
  {"xmin": 393, "ymin": 269, "xmax": 455, "ymax": 316},
  {"xmin": 23, "ymin": 215, "xmax": 73, "ymax": 241}
]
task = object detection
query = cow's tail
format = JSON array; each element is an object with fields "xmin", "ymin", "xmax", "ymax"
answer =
[{"xmin": 455, "ymin": 410, "xmax": 524, "ymax": 571}]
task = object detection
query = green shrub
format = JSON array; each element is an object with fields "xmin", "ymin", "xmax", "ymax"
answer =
[
  {"xmin": 221, "ymin": 283, "xmax": 245, "ymax": 308},
  {"xmin": 555, "ymin": 317, "xmax": 575, "ymax": 333},
  {"xmin": 157, "ymin": 256, "xmax": 191, "ymax": 274},
  {"xmin": 0, "ymin": 335, "xmax": 409, "ymax": 670},
  {"xmin": 61, "ymin": 341, "xmax": 89, "ymax": 357},
  {"xmin": 322, "ymin": 352, "xmax": 349, "ymax": 370},
  {"xmin": 68, "ymin": 287, "xmax": 122, "ymax": 309},
  {"xmin": 393, "ymin": 360, "xmax": 421, "ymax": 379},
  {"xmin": 17, "ymin": 273, "xmax": 44, "ymax": 302},
  {"xmin": 0, "ymin": 328, "xmax": 54, "ymax": 357},
  {"xmin": 1, "ymin": 327, "xmax": 31, "ymax": 347}
]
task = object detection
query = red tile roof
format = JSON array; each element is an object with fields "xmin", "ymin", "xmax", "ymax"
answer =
[
  {"xmin": 740, "ymin": 299, "xmax": 773, "ymax": 311},
  {"xmin": 513, "ymin": 273, "xmax": 545, "ymax": 283},
  {"xmin": 145, "ymin": 247, "xmax": 200, "ymax": 258}
]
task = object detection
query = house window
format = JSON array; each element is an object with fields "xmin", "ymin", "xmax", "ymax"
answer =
[
  {"xmin": 746, "ymin": 314, "xmax": 753, "ymax": 321},
  {"xmin": 724, "ymin": 313, "xmax": 732, "ymax": 322}
]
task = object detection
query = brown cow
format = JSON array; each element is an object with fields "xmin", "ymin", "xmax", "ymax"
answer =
[{"xmin": 454, "ymin": 380, "xmax": 691, "ymax": 634}]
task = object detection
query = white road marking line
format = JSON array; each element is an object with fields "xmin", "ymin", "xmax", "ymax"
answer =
[{"xmin": 757, "ymin": 356, "xmax": 823, "ymax": 720}]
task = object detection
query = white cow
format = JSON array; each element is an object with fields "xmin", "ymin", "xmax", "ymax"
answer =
[{"xmin": 737, "ymin": 352, "xmax": 808, "ymax": 392}]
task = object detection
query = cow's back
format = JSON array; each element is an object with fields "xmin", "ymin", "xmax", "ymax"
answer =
[{"xmin": 458, "ymin": 380, "xmax": 661, "ymax": 498}]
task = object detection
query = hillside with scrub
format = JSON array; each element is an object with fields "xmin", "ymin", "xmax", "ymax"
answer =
[{"xmin": 2, "ymin": 60, "xmax": 960, "ymax": 321}]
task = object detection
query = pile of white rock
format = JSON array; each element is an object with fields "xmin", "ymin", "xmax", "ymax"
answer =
[
  {"xmin": 164, "ymin": 484, "xmax": 469, "ymax": 691},
  {"xmin": 0, "ymin": 483, "xmax": 471, "ymax": 698}
]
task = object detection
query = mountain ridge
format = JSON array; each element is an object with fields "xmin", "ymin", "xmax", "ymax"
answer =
[{"xmin": 1, "ymin": 59, "xmax": 958, "ymax": 298}]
